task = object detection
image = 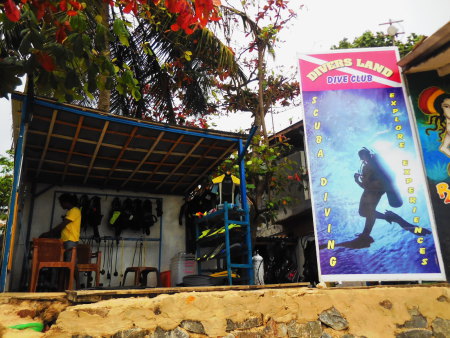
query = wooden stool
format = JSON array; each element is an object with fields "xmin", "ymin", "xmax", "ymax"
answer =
[{"xmin": 123, "ymin": 267, "xmax": 160, "ymax": 287}]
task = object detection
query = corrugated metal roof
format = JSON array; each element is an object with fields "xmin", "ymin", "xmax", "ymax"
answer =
[
  {"xmin": 398, "ymin": 22, "xmax": 450, "ymax": 76},
  {"xmin": 12, "ymin": 93, "xmax": 247, "ymax": 195}
]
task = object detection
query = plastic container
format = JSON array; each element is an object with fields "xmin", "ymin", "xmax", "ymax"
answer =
[
  {"xmin": 160, "ymin": 271, "xmax": 171, "ymax": 287},
  {"xmin": 170, "ymin": 252, "xmax": 197, "ymax": 286}
]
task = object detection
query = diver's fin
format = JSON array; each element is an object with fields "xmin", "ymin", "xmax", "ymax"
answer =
[
  {"xmin": 319, "ymin": 234, "xmax": 374, "ymax": 250},
  {"xmin": 385, "ymin": 211, "xmax": 432, "ymax": 235}
]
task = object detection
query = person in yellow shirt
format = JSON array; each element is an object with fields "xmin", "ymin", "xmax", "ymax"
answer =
[{"xmin": 42, "ymin": 193, "xmax": 81, "ymax": 261}]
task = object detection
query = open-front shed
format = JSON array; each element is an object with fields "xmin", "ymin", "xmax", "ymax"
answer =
[{"xmin": 1, "ymin": 92, "xmax": 254, "ymax": 292}]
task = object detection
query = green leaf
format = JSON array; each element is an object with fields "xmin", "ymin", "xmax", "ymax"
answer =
[
  {"xmin": 70, "ymin": 14, "xmax": 88, "ymax": 32},
  {"xmin": 95, "ymin": 24, "xmax": 108, "ymax": 50},
  {"xmin": 65, "ymin": 70, "xmax": 80, "ymax": 89},
  {"xmin": 18, "ymin": 30, "xmax": 32, "ymax": 55},
  {"xmin": 132, "ymin": 88, "xmax": 142, "ymax": 101},
  {"xmin": 87, "ymin": 65, "xmax": 98, "ymax": 93},
  {"xmin": 113, "ymin": 19, "xmax": 130, "ymax": 47}
]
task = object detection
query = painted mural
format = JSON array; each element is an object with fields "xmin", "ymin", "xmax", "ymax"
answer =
[{"xmin": 406, "ymin": 70, "xmax": 450, "ymax": 280}]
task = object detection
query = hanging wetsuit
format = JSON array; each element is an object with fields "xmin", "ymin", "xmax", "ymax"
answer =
[
  {"xmin": 87, "ymin": 196, "xmax": 103, "ymax": 242},
  {"xmin": 131, "ymin": 199, "xmax": 144, "ymax": 231},
  {"xmin": 79, "ymin": 194, "xmax": 90, "ymax": 232},
  {"xmin": 156, "ymin": 199, "xmax": 163, "ymax": 217},
  {"xmin": 198, "ymin": 187, "xmax": 217, "ymax": 213}
]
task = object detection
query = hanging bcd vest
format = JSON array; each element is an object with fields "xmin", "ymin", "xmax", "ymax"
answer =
[
  {"xmin": 109, "ymin": 197, "xmax": 122, "ymax": 238},
  {"xmin": 212, "ymin": 173, "xmax": 240, "ymax": 205},
  {"xmin": 143, "ymin": 199, "xmax": 157, "ymax": 235},
  {"xmin": 121, "ymin": 198, "xmax": 134, "ymax": 230}
]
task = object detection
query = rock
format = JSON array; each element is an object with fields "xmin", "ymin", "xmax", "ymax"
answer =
[
  {"xmin": 152, "ymin": 327, "xmax": 189, "ymax": 338},
  {"xmin": 226, "ymin": 316, "xmax": 263, "ymax": 331},
  {"xmin": 316, "ymin": 282, "xmax": 327, "ymax": 289},
  {"xmin": 432, "ymin": 317, "xmax": 450, "ymax": 338},
  {"xmin": 286, "ymin": 320, "xmax": 322, "ymax": 338},
  {"xmin": 17, "ymin": 309, "xmax": 36, "ymax": 318},
  {"xmin": 436, "ymin": 295, "xmax": 449, "ymax": 302},
  {"xmin": 395, "ymin": 329, "xmax": 433, "ymax": 338},
  {"xmin": 233, "ymin": 333, "xmax": 264, "ymax": 338},
  {"xmin": 180, "ymin": 320, "xmax": 205, "ymax": 334},
  {"xmin": 341, "ymin": 335, "xmax": 355, "ymax": 338},
  {"xmin": 112, "ymin": 328, "xmax": 150, "ymax": 338},
  {"xmin": 379, "ymin": 300, "xmax": 393, "ymax": 310},
  {"xmin": 397, "ymin": 310, "xmax": 427, "ymax": 329},
  {"xmin": 262, "ymin": 318, "xmax": 285, "ymax": 337},
  {"xmin": 321, "ymin": 333, "xmax": 332, "ymax": 338},
  {"xmin": 319, "ymin": 307, "xmax": 349, "ymax": 331}
]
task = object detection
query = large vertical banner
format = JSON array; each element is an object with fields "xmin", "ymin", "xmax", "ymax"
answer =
[
  {"xmin": 298, "ymin": 48, "xmax": 446, "ymax": 281},
  {"xmin": 406, "ymin": 70, "xmax": 450, "ymax": 279}
]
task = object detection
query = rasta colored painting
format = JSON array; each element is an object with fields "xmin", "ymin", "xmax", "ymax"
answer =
[
  {"xmin": 406, "ymin": 70, "xmax": 450, "ymax": 280},
  {"xmin": 298, "ymin": 48, "xmax": 446, "ymax": 282}
]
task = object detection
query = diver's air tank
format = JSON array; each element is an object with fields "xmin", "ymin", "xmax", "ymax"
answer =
[{"xmin": 252, "ymin": 251, "xmax": 264, "ymax": 285}]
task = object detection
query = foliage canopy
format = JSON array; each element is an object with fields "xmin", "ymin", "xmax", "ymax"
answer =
[
  {"xmin": 331, "ymin": 31, "xmax": 425, "ymax": 58},
  {"xmin": 0, "ymin": 150, "xmax": 14, "ymax": 218}
]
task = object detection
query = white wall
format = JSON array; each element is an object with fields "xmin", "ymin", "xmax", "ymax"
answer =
[{"xmin": 9, "ymin": 183, "xmax": 186, "ymax": 291}]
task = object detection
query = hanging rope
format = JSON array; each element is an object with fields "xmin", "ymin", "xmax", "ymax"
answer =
[
  {"xmin": 143, "ymin": 239, "xmax": 146, "ymax": 267},
  {"xmin": 131, "ymin": 241, "xmax": 139, "ymax": 267},
  {"xmin": 100, "ymin": 239, "xmax": 107, "ymax": 275},
  {"xmin": 138, "ymin": 240, "xmax": 143, "ymax": 267},
  {"xmin": 113, "ymin": 241, "xmax": 119, "ymax": 277}
]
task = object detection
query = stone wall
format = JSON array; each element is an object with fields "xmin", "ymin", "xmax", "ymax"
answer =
[
  {"xmin": 41, "ymin": 285, "xmax": 450, "ymax": 337},
  {"xmin": 1, "ymin": 285, "xmax": 449, "ymax": 337}
]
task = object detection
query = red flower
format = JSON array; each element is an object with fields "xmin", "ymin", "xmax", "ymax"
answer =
[
  {"xmin": 69, "ymin": 0, "xmax": 81, "ymax": 9},
  {"xmin": 55, "ymin": 25, "xmax": 67, "ymax": 42},
  {"xmin": 59, "ymin": 0, "xmax": 67, "ymax": 11},
  {"xmin": 4, "ymin": 0, "xmax": 21, "ymax": 22},
  {"xmin": 36, "ymin": 52, "xmax": 56, "ymax": 72}
]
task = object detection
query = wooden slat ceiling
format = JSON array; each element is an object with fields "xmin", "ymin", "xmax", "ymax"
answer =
[{"xmin": 12, "ymin": 93, "xmax": 247, "ymax": 195}]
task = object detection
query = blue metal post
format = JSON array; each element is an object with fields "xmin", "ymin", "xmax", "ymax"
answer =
[
  {"xmin": 237, "ymin": 125, "xmax": 258, "ymax": 164},
  {"xmin": 238, "ymin": 139, "xmax": 254, "ymax": 285},
  {"xmin": 158, "ymin": 199, "xmax": 162, "ymax": 273},
  {"xmin": 223, "ymin": 202, "xmax": 232, "ymax": 285},
  {"xmin": 0, "ymin": 95, "xmax": 30, "ymax": 292}
]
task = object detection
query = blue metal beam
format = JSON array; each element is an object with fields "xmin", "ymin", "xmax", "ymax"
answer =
[
  {"xmin": 238, "ymin": 138, "xmax": 254, "ymax": 285},
  {"xmin": 11, "ymin": 94, "xmax": 245, "ymax": 143},
  {"xmin": 0, "ymin": 95, "xmax": 30, "ymax": 292},
  {"xmin": 237, "ymin": 125, "xmax": 258, "ymax": 163}
]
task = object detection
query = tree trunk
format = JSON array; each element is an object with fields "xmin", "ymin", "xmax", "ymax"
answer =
[{"xmin": 257, "ymin": 43, "xmax": 269, "ymax": 143}]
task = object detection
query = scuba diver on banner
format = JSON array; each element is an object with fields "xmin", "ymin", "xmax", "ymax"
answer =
[{"xmin": 326, "ymin": 147, "xmax": 432, "ymax": 249}]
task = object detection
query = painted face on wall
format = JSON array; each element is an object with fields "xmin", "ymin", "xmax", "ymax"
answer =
[{"xmin": 441, "ymin": 98, "xmax": 450, "ymax": 119}]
